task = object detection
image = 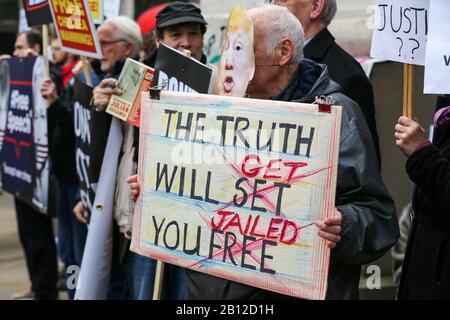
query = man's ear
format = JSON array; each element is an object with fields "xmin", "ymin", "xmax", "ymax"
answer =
[
  {"xmin": 277, "ymin": 38, "xmax": 294, "ymax": 66},
  {"xmin": 33, "ymin": 44, "xmax": 42, "ymax": 55},
  {"xmin": 125, "ymin": 42, "xmax": 134, "ymax": 57},
  {"xmin": 310, "ymin": 0, "xmax": 325, "ymax": 20},
  {"xmin": 154, "ymin": 30, "xmax": 161, "ymax": 48}
]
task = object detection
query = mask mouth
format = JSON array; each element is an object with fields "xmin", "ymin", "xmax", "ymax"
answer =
[{"xmin": 223, "ymin": 76, "xmax": 234, "ymax": 92}]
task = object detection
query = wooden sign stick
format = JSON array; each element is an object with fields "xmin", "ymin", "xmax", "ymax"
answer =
[
  {"xmin": 42, "ymin": 24, "xmax": 50, "ymax": 78},
  {"xmin": 152, "ymin": 260, "xmax": 165, "ymax": 300},
  {"xmin": 151, "ymin": 47, "xmax": 192, "ymax": 301},
  {"xmin": 81, "ymin": 56, "xmax": 93, "ymax": 87},
  {"xmin": 403, "ymin": 64, "xmax": 414, "ymax": 117}
]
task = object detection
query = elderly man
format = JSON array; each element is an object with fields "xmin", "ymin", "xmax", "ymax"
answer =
[
  {"xmin": 268, "ymin": 0, "xmax": 381, "ymax": 167},
  {"xmin": 185, "ymin": 4, "xmax": 399, "ymax": 300}
]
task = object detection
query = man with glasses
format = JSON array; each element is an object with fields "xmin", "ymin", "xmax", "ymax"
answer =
[{"xmin": 268, "ymin": 0, "xmax": 381, "ymax": 167}]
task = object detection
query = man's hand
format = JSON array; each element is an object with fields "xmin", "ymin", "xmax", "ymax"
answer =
[
  {"xmin": 315, "ymin": 209, "xmax": 342, "ymax": 249},
  {"xmin": 73, "ymin": 200, "xmax": 88, "ymax": 224},
  {"xmin": 40, "ymin": 77, "xmax": 59, "ymax": 105},
  {"xmin": 127, "ymin": 175, "xmax": 140, "ymax": 202},
  {"xmin": 0, "ymin": 54, "xmax": 11, "ymax": 61},
  {"xmin": 395, "ymin": 116, "xmax": 428, "ymax": 157},
  {"xmin": 92, "ymin": 78, "xmax": 122, "ymax": 111},
  {"xmin": 16, "ymin": 48, "xmax": 39, "ymax": 58}
]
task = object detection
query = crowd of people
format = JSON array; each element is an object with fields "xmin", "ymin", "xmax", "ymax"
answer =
[{"xmin": 0, "ymin": 0, "xmax": 449, "ymax": 300}]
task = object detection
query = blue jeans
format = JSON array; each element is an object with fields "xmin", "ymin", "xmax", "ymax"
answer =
[
  {"xmin": 125, "ymin": 252, "xmax": 188, "ymax": 300},
  {"xmin": 56, "ymin": 181, "xmax": 87, "ymax": 300}
]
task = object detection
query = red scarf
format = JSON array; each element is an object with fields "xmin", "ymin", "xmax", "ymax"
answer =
[{"xmin": 61, "ymin": 59, "xmax": 79, "ymax": 88}]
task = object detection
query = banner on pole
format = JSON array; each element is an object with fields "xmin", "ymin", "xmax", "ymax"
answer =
[
  {"xmin": 0, "ymin": 57, "xmax": 49, "ymax": 213},
  {"xmin": 48, "ymin": 0, "xmax": 102, "ymax": 59},
  {"xmin": 131, "ymin": 91, "xmax": 342, "ymax": 300},
  {"xmin": 370, "ymin": 0, "xmax": 429, "ymax": 65}
]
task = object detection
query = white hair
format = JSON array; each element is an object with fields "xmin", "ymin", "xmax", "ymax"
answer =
[
  {"xmin": 321, "ymin": 0, "xmax": 337, "ymax": 25},
  {"xmin": 251, "ymin": 5, "xmax": 304, "ymax": 64},
  {"xmin": 103, "ymin": 16, "xmax": 143, "ymax": 57}
]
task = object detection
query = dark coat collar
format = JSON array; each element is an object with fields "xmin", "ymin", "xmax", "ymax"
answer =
[{"xmin": 303, "ymin": 27, "xmax": 335, "ymax": 60}]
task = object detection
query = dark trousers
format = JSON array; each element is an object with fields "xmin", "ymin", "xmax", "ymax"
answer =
[{"xmin": 15, "ymin": 198, "xmax": 58, "ymax": 300}]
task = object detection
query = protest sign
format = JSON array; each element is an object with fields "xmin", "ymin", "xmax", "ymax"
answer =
[
  {"xmin": 0, "ymin": 57, "xmax": 49, "ymax": 213},
  {"xmin": 73, "ymin": 78, "xmax": 94, "ymax": 218},
  {"xmin": 131, "ymin": 91, "xmax": 342, "ymax": 300},
  {"xmin": 22, "ymin": 0, "xmax": 53, "ymax": 27},
  {"xmin": 155, "ymin": 43, "xmax": 213, "ymax": 94},
  {"xmin": 75, "ymin": 118, "xmax": 123, "ymax": 300},
  {"xmin": 371, "ymin": 0, "xmax": 429, "ymax": 66},
  {"xmin": 424, "ymin": 0, "xmax": 450, "ymax": 94},
  {"xmin": 48, "ymin": 0, "xmax": 102, "ymax": 59},
  {"xmin": 106, "ymin": 58, "xmax": 155, "ymax": 127},
  {"xmin": 88, "ymin": 0, "xmax": 103, "ymax": 24}
]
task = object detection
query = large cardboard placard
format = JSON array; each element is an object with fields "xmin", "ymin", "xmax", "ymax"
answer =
[
  {"xmin": 131, "ymin": 91, "xmax": 342, "ymax": 300},
  {"xmin": 48, "ymin": 0, "xmax": 102, "ymax": 59}
]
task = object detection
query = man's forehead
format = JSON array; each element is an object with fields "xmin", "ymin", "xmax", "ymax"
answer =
[
  {"xmin": 98, "ymin": 24, "xmax": 116, "ymax": 38},
  {"xmin": 164, "ymin": 22, "xmax": 201, "ymax": 33},
  {"xmin": 16, "ymin": 33, "xmax": 27, "ymax": 44}
]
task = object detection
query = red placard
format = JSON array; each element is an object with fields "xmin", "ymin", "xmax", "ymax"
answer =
[{"xmin": 48, "ymin": 0, "xmax": 102, "ymax": 59}]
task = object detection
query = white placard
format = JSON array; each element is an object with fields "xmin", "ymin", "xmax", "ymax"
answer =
[
  {"xmin": 104, "ymin": 0, "xmax": 121, "ymax": 19},
  {"xmin": 370, "ymin": 0, "xmax": 429, "ymax": 65},
  {"xmin": 424, "ymin": 0, "xmax": 450, "ymax": 94}
]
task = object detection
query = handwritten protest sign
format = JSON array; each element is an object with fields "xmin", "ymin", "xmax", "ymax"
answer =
[
  {"xmin": 22, "ymin": 0, "xmax": 53, "ymax": 27},
  {"xmin": 0, "ymin": 57, "xmax": 49, "ymax": 213},
  {"xmin": 371, "ymin": 0, "xmax": 429, "ymax": 65},
  {"xmin": 131, "ymin": 91, "xmax": 342, "ymax": 300},
  {"xmin": 48, "ymin": 0, "xmax": 102, "ymax": 59},
  {"xmin": 424, "ymin": 0, "xmax": 450, "ymax": 94}
]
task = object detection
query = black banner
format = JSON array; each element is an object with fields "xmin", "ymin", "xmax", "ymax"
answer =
[
  {"xmin": 22, "ymin": 0, "xmax": 53, "ymax": 27},
  {"xmin": 155, "ymin": 43, "xmax": 212, "ymax": 94},
  {"xmin": 0, "ymin": 57, "xmax": 49, "ymax": 213},
  {"xmin": 73, "ymin": 77, "xmax": 111, "ymax": 219}
]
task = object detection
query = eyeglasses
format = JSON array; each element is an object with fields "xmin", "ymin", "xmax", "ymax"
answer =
[
  {"xmin": 99, "ymin": 39, "xmax": 128, "ymax": 48},
  {"xmin": 264, "ymin": 0, "xmax": 287, "ymax": 4}
]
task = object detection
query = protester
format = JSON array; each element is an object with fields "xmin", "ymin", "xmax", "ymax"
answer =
[
  {"xmin": 395, "ymin": 96, "xmax": 450, "ymax": 299},
  {"xmin": 125, "ymin": 4, "xmax": 397, "ymax": 300},
  {"xmin": 9, "ymin": 30, "xmax": 58, "ymax": 300},
  {"xmin": 84, "ymin": 15, "xmax": 144, "ymax": 300},
  {"xmin": 39, "ymin": 38, "xmax": 86, "ymax": 300},
  {"xmin": 214, "ymin": 6, "xmax": 255, "ymax": 97},
  {"xmin": 269, "ymin": 0, "xmax": 381, "ymax": 167},
  {"xmin": 93, "ymin": 3, "xmax": 212, "ymax": 300}
]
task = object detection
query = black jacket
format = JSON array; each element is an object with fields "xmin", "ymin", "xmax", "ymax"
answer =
[
  {"xmin": 304, "ymin": 28, "xmax": 381, "ymax": 167},
  {"xmin": 187, "ymin": 59, "xmax": 399, "ymax": 300},
  {"xmin": 47, "ymin": 67, "xmax": 78, "ymax": 185},
  {"xmin": 398, "ymin": 102, "xmax": 450, "ymax": 299}
]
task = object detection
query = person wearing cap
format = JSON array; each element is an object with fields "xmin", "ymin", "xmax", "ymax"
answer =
[
  {"xmin": 143, "ymin": 1, "xmax": 208, "ymax": 67},
  {"xmin": 91, "ymin": 2, "xmax": 210, "ymax": 300}
]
